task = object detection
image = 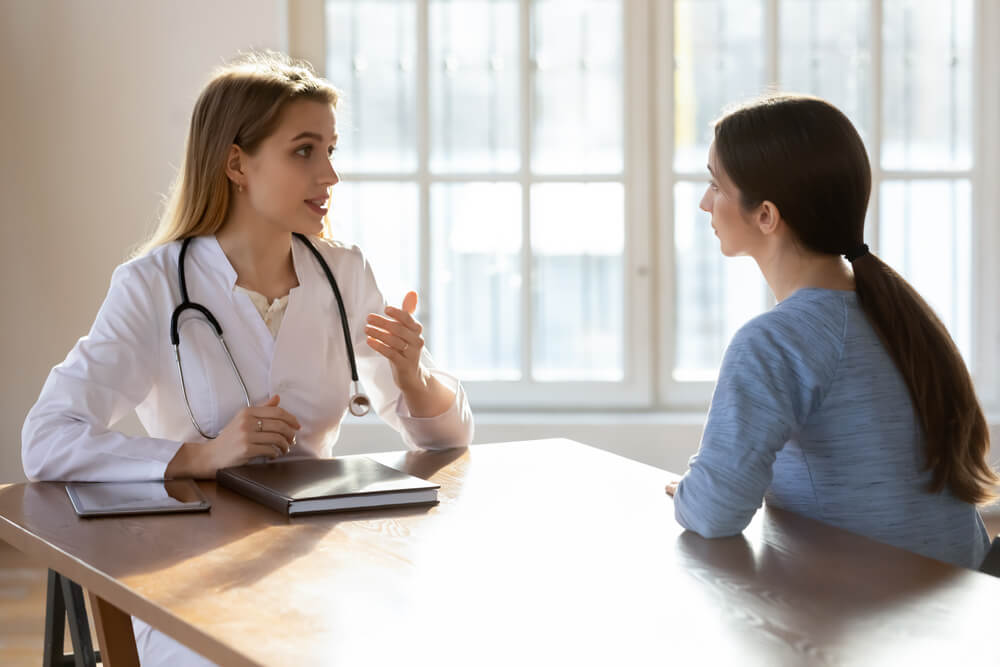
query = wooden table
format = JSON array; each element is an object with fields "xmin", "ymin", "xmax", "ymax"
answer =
[{"xmin": 1, "ymin": 439, "xmax": 998, "ymax": 666}]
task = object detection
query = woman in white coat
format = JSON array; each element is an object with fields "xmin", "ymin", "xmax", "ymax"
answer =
[{"xmin": 22, "ymin": 52, "xmax": 473, "ymax": 665}]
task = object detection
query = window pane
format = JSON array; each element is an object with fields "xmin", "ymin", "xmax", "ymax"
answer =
[
  {"xmin": 532, "ymin": 0, "xmax": 623, "ymax": 174},
  {"xmin": 879, "ymin": 180, "xmax": 971, "ymax": 362},
  {"xmin": 532, "ymin": 183, "xmax": 624, "ymax": 380},
  {"xmin": 882, "ymin": 0, "xmax": 972, "ymax": 170},
  {"xmin": 327, "ymin": 182, "xmax": 419, "ymax": 307},
  {"xmin": 430, "ymin": 0, "xmax": 519, "ymax": 173},
  {"xmin": 325, "ymin": 0, "xmax": 417, "ymax": 172},
  {"xmin": 780, "ymin": 0, "xmax": 871, "ymax": 144},
  {"xmin": 430, "ymin": 183, "xmax": 522, "ymax": 380},
  {"xmin": 674, "ymin": 0, "xmax": 765, "ymax": 173},
  {"xmin": 673, "ymin": 181, "xmax": 768, "ymax": 380}
]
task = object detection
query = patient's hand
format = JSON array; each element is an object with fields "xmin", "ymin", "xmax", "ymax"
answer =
[{"xmin": 664, "ymin": 473, "xmax": 683, "ymax": 497}]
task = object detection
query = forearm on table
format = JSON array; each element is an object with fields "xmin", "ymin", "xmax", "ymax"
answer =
[
  {"xmin": 399, "ymin": 369, "xmax": 456, "ymax": 418},
  {"xmin": 165, "ymin": 442, "xmax": 214, "ymax": 480}
]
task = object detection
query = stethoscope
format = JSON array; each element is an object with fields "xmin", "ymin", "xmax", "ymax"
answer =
[{"xmin": 170, "ymin": 233, "xmax": 371, "ymax": 439}]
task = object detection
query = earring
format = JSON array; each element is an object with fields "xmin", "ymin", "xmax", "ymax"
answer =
[{"xmin": 237, "ymin": 183, "xmax": 243, "ymax": 193}]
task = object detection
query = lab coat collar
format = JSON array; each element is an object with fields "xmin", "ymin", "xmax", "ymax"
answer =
[
  {"xmin": 192, "ymin": 234, "xmax": 238, "ymax": 288},
  {"xmin": 289, "ymin": 234, "xmax": 321, "ymax": 298},
  {"xmin": 192, "ymin": 234, "xmax": 319, "ymax": 297}
]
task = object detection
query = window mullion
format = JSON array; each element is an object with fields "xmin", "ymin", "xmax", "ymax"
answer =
[
  {"xmin": 417, "ymin": 0, "xmax": 431, "ymax": 326},
  {"xmin": 765, "ymin": 0, "xmax": 779, "ymax": 311},
  {"xmin": 766, "ymin": 0, "xmax": 779, "ymax": 85},
  {"xmin": 869, "ymin": 0, "xmax": 883, "ymax": 254},
  {"xmin": 973, "ymin": 0, "xmax": 1000, "ymax": 406},
  {"xmin": 519, "ymin": 0, "xmax": 533, "ymax": 384}
]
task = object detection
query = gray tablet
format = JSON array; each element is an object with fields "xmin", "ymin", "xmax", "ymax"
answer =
[{"xmin": 66, "ymin": 480, "xmax": 211, "ymax": 517}]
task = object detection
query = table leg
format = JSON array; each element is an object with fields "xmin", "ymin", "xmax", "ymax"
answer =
[
  {"xmin": 42, "ymin": 570, "xmax": 66, "ymax": 667},
  {"xmin": 87, "ymin": 591, "xmax": 139, "ymax": 667}
]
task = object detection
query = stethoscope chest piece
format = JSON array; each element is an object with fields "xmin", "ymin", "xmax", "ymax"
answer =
[{"xmin": 348, "ymin": 381, "xmax": 371, "ymax": 417}]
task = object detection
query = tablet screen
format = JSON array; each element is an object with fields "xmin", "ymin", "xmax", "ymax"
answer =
[{"xmin": 66, "ymin": 480, "xmax": 211, "ymax": 517}]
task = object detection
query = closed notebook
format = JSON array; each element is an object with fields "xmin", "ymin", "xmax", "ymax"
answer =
[{"xmin": 216, "ymin": 456, "xmax": 440, "ymax": 516}]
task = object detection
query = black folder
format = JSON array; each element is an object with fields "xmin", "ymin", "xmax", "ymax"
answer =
[{"xmin": 216, "ymin": 456, "xmax": 440, "ymax": 516}]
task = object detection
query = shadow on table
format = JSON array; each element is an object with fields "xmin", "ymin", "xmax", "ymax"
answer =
[{"xmin": 672, "ymin": 506, "xmax": 987, "ymax": 662}]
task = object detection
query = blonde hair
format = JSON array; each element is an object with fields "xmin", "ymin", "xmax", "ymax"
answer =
[{"xmin": 137, "ymin": 51, "xmax": 339, "ymax": 255}]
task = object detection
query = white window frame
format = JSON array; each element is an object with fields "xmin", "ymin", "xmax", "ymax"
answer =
[
  {"xmin": 657, "ymin": 0, "xmax": 1000, "ymax": 412},
  {"xmin": 291, "ymin": 0, "xmax": 654, "ymax": 410},
  {"xmin": 289, "ymin": 0, "xmax": 999, "ymax": 414}
]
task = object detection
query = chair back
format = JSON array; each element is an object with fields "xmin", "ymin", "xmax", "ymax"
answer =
[{"xmin": 979, "ymin": 536, "xmax": 1000, "ymax": 577}]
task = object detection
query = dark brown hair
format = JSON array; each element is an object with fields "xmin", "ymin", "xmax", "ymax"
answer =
[{"xmin": 714, "ymin": 94, "xmax": 996, "ymax": 505}]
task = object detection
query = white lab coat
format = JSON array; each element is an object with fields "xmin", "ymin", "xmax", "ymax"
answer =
[
  {"xmin": 23, "ymin": 234, "xmax": 473, "ymax": 481},
  {"xmin": 22, "ymin": 234, "xmax": 473, "ymax": 666}
]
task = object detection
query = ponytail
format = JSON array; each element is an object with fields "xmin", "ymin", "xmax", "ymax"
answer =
[{"xmin": 851, "ymin": 253, "xmax": 996, "ymax": 504}]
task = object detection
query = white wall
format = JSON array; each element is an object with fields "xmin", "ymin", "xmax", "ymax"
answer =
[{"xmin": 0, "ymin": 0, "xmax": 288, "ymax": 482}]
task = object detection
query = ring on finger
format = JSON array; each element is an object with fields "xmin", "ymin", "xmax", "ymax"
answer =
[
  {"xmin": 401, "ymin": 342, "xmax": 409, "ymax": 352},
  {"xmin": 256, "ymin": 419, "xmax": 263, "ymax": 432}
]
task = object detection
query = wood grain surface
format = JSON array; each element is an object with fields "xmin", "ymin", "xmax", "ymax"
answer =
[{"xmin": 1, "ymin": 439, "xmax": 997, "ymax": 667}]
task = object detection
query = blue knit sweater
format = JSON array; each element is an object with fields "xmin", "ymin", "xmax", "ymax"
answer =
[{"xmin": 673, "ymin": 288, "xmax": 990, "ymax": 569}]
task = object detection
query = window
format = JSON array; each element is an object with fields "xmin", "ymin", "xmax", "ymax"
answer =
[{"xmin": 292, "ymin": 0, "xmax": 1000, "ymax": 411}]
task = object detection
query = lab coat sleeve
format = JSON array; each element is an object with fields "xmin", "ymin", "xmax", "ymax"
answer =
[
  {"xmin": 21, "ymin": 262, "xmax": 182, "ymax": 481},
  {"xmin": 350, "ymin": 249, "xmax": 474, "ymax": 451}
]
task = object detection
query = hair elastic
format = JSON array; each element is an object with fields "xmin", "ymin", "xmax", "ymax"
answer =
[{"xmin": 844, "ymin": 244, "xmax": 869, "ymax": 262}]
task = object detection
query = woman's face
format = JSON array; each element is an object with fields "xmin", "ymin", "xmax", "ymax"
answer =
[
  {"xmin": 699, "ymin": 141, "xmax": 762, "ymax": 257},
  {"xmin": 242, "ymin": 99, "xmax": 340, "ymax": 236}
]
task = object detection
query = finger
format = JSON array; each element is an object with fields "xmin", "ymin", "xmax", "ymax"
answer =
[
  {"xmin": 383, "ymin": 305, "xmax": 422, "ymax": 333},
  {"xmin": 253, "ymin": 407, "xmax": 301, "ymax": 430},
  {"xmin": 255, "ymin": 419, "xmax": 297, "ymax": 443},
  {"xmin": 366, "ymin": 335, "xmax": 406, "ymax": 364},
  {"xmin": 365, "ymin": 324, "xmax": 414, "ymax": 354},
  {"xmin": 365, "ymin": 325, "xmax": 405, "ymax": 352},
  {"xmin": 366, "ymin": 313, "xmax": 422, "ymax": 340},
  {"xmin": 250, "ymin": 432, "xmax": 293, "ymax": 454},
  {"xmin": 257, "ymin": 394, "xmax": 280, "ymax": 408},
  {"xmin": 401, "ymin": 290, "xmax": 418, "ymax": 315},
  {"xmin": 248, "ymin": 443, "xmax": 283, "ymax": 460}
]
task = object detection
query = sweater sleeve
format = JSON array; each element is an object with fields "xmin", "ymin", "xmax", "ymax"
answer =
[
  {"xmin": 673, "ymin": 305, "xmax": 844, "ymax": 538},
  {"xmin": 21, "ymin": 262, "xmax": 182, "ymax": 481}
]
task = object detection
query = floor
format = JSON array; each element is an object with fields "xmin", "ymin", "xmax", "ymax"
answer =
[
  {"xmin": 3, "ymin": 515, "xmax": 1000, "ymax": 666},
  {"xmin": 0, "ymin": 542, "xmax": 99, "ymax": 666}
]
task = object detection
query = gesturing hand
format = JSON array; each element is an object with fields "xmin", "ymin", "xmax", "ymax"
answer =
[{"xmin": 365, "ymin": 291, "xmax": 427, "ymax": 391}]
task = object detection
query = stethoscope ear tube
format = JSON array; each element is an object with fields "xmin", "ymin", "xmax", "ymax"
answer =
[
  {"xmin": 292, "ymin": 233, "xmax": 361, "ymax": 383},
  {"xmin": 173, "ymin": 321, "xmax": 252, "ymax": 440},
  {"xmin": 170, "ymin": 302, "xmax": 224, "ymax": 346},
  {"xmin": 293, "ymin": 233, "xmax": 371, "ymax": 417}
]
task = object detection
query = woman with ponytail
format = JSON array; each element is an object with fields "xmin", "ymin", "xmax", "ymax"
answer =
[{"xmin": 665, "ymin": 94, "xmax": 995, "ymax": 569}]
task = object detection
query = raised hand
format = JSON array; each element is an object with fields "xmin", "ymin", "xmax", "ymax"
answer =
[{"xmin": 365, "ymin": 291, "xmax": 426, "ymax": 391}]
